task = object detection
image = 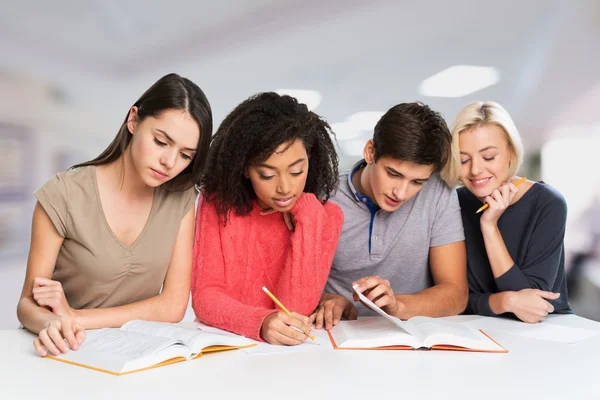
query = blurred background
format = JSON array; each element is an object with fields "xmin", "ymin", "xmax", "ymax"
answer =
[{"xmin": 1, "ymin": 0, "xmax": 599, "ymax": 328}]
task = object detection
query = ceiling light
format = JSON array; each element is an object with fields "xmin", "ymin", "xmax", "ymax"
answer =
[
  {"xmin": 419, "ymin": 65, "xmax": 500, "ymax": 98},
  {"xmin": 331, "ymin": 111, "xmax": 385, "ymax": 140},
  {"xmin": 275, "ymin": 89, "xmax": 322, "ymax": 111}
]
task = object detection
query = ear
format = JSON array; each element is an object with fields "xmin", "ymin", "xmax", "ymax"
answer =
[
  {"xmin": 363, "ymin": 140, "xmax": 376, "ymax": 164},
  {"xmin": 126, "ymin": 106, "xmax": 139, "ymax": 134},
  {"xmin": 243, "ymin": 168, "xmax": 250, "ymax": 179}
]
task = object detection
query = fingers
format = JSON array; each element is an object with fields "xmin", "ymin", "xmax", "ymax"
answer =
[
  {"xmin": 345, "ymin": 304, "xmax": 358, "ymax": 320},
  {"xmin": 291, "ymin": 311, "xmax": 311, "ymax": 326},
  {"xmin": 536, "ymin": 290, "xmax": 561, "ymax": 300},
  {"xmin": 61, "ymin": 319, "xmax": 80, "ymax": 351},
  {"xmin": 259, "ymin": 208, "xmax": 276, "ymax": 216},
  {"xmin": 500, "ymin": 184, "xmax": 511, "ymax": 203},
  {"xmin": 353, "ymin": 276, "xmax": 389, "ymax": 293},
  {"xmin": 271, "ymin": 329, "xmax": 304, "ymax": 346},
  {"xmin": 33, "ymin": 338, "xmax": 47, "ymax": 357},
  {"xmin": 33, "ymin": 277, "xmax": 60, "ymax": 288},
  {"xmin": 282, "ymin": 312, "xmax": 311, "ymax": 336},
  {"xmin": 38, "ymin": 328, "xmax": 63, "ymax": 356},
  {"xmin": 314, "ymin": 306, "xmax": 325, "ymax": 329},
  {"xmin": 75, "ymin": 326, "xmax": 86, "ymax": 344},
  {"xmin": 283, "ymin": 212, "xmax": 295, "ymax": 231}
]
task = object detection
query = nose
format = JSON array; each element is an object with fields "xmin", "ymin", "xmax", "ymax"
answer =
[
  {"xmin": 276, "ymin": 176, "xmax": 291, "ymax": 195},
  {"xmin": 160, "ymin": 149, "xmax": 177, "ymax": 170},
  {"xmin": 392, "ymin": 181, "xmax": 409, "ymax": 201},
  {"xmin": 470, "ymin": 158, "xmax": 483, "ymax": 176}
]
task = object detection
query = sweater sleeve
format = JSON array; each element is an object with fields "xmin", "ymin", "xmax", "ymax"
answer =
[
  {"xmin": 495, "ymin": 195, "xmax": 567, "ymax": 292},
  {"xmin": 271, "ymin": 193, "xmax": 344, "ymax": 316},
  {"xmin": 191, "ymin": 200, "xmax": 276, "ymax": 341},
  {"xmin": 466, "ymin": 292, "xmax": 497, "ymax": 317}
]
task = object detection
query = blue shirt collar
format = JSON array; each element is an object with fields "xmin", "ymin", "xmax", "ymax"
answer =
[{"xmin": 348, "ymin": 159, "xmax": 379, "ymax": 213}]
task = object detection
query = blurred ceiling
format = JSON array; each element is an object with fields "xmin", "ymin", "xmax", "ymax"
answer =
[{"xmin": 1, "ymin": 0, "xmax": 599, "ymax": 166}]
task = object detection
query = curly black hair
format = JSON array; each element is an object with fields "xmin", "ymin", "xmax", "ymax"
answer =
[{"xmin": 200, "ymin": 92, "xmax": 339, "ymax": 221}]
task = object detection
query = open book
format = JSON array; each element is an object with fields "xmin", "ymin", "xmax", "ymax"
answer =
[
  {"xmin": 328, "ymin": 286, "xmax": 507, "ymax": 353},
  {"xmin": 46, "ymin": 320, "xmax": 255, "ymax": 375}
]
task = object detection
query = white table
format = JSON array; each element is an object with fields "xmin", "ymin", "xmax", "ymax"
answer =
[{"xmin": 2, "ymin": 314, "xmax": 599, "ymax": 400}]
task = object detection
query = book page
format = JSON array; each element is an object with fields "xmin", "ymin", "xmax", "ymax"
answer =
[
  {"xmin": 53, "ymin": 328, "xmax": 191, "ymax": 374},
  {"xmin": 352, "ymin": 286, "xmax": 423, "ymax": 340},
  {"xmin": 194, "ymin": 321, "xmax": 331, "ymax": 355},
  {"xmin": 410, "ymin": 317, "xmax": 504, "ymax": 351},
  {"xmin": 122, "ymin": 320, "xmax": 253, "ymax": 355},
  {"xmin": 330, "ymin": 317, "xmax": 422, "ymax": 349}
]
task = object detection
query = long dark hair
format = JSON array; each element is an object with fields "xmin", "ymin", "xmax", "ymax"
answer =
[
  {"xmin": 200, "ymin": 92, "xmax": 339, "ymax": 221},
  {"xmin": 72, "ymin": 73, "xmax": 213, "ymax": 192}
]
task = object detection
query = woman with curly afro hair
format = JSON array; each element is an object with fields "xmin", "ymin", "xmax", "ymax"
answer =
[{"xmin": 192, "ymin": 92, "xmax": 343, "ymax": 345}]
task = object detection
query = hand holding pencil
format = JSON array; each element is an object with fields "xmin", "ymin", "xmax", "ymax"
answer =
[
  {"xmin": 476, "ymin": 177, "xmax": 527, "ymax": 214},
  {"xmin": 477, "ymin": 177, "xmax": 527, "ymax": 227},
  {"xmin": 261, "ymin": 286, "xmax": 317, "ymax": 345}
]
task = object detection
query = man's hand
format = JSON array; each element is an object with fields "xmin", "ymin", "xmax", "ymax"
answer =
[
  {"xmin": 353, "ymin": 276, "xmax": 407, "ymax": 318},
  {"xmin": 311, "ymin": 293, "xmax": 357, "ymax": 330}
]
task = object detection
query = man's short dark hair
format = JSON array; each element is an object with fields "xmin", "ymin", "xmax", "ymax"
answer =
[{"xmin": 373, "ymin": 102, "xmax": 451, "ymax": 171}]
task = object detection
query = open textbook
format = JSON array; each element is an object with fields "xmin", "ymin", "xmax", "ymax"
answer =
[
  {"xmin": 328, "ymin": 286, "xmax": 507, "ymax": 353},
  {"xmin": 46, "ymin": 320, "xmax": 255, "ymax": 375}
]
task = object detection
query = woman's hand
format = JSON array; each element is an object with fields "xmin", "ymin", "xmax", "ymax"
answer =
[
  {"xmin": 480, "ymin": 181, "xmax": 519, "ymax": 227},
  {"xmin": 506, "ymin": 289, "xmax": 560, "ymax": 323},
  {"xmin": 259, "ymin": 209, "xmax": 296, "ymax": 231},
  {"xmin": 260, "ymin": 311, "xmax": 311, "ymax": 345},
  {"xmin": 33, "ymin": 317, "xmax": 86, "ymax": 357},
  {"xmin": 32, "ymin": 277, "xmax": 75, "ymax": 318}
]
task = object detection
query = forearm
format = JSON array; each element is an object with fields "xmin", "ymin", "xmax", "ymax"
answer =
[
  {"xmin": 276, "ymin": 198, "xmax": 342, "ymax": 312},
  {"xmin": 395, "ymin": 282, "xmax": 467, "ymax": 319},
  {"xmin": 481, "ymin": 223, "xmax": 515, "ymax": 278},
  {"xmin": 74, "ymin": 291, "xmax": 189, "ymax": 329},
  {"xmin": 193, "ymin": 286, "xmax": 276, "ymax": 341},
  {"xmin": 17, "ymin": 297, "xmax": 60, "ymax": 334}
]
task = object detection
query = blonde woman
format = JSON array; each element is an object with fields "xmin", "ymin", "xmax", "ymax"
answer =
[{"xmin": 443, "ymin": 101, "xmax": 571, "ymax": 323}]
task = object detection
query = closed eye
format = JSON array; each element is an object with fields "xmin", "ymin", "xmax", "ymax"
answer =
[
  {"xmin": 181, "ymin": 153, "xmax": 192, "ymax": 161},
  {"xmin": 259, "ymin": 174, "xmax": 275, "ymax": 180},
  {"xmin": 154, "ymin": 138, "xmax": 167, "ymax": 147},
  {"xmin": 290, "ymin": 171, "xmax": 304, "ymax": 176},
  {"xmin": 483, "ymin": 156, "xmax": 496, "ymax": 161}
]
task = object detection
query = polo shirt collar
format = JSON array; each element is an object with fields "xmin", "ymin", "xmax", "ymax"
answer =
[{"xmin": 348, "ymin": 159, "xmax": 379, "ymax": 212}]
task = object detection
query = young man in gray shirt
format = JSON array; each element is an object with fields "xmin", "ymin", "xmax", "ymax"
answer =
[{"xmin": 313, "ymin": 102, "xmax": 468, "ymax": 329}]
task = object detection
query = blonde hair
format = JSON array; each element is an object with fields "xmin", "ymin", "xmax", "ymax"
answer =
[{"xmin": 441, "ymin": 101, "xmax": 524, "ymax": 187}]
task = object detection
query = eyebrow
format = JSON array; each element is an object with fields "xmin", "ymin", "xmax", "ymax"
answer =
[
  {"xmin": 460, "ymin": 145, "xmax": 498, "ymax": 155},
  {"xmin": 257, "ymin": 158, "xmax": 306, "ymax": 170},
  {"xmin": 385, "ymin": 167, "xmax": 430, "ymax": 182},
  {"xmin": 156, "ymin": 129, "xmax": 197, "ymax": 152}
]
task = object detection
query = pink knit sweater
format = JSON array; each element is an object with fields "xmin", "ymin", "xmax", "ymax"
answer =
[{"xmin": 192, "ymin": 193, "xmax": 343, "ymax": 341}]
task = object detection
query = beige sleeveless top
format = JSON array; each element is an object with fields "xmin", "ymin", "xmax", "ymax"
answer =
[{"xmin": 34, "ymin": 166, "xmax": 197, "ymax": 309}]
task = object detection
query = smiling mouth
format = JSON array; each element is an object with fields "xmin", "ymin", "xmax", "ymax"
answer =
[{"xmin": 470, "ymin": 177, "xmax": 492, "ymax": 187}]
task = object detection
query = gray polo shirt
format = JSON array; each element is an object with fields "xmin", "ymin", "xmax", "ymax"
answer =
[{"xmin": 325, "ymin": 160, "xmax": 465, "ymax": 316}]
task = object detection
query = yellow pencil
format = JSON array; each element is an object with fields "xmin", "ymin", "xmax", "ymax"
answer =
[
  {"xmin": 261, "ymin": 286, "xmax": 316, "ymax": 342},
  {"xmin": 476, "ymin": 177, "xmax": 527, "ymax": 214}
]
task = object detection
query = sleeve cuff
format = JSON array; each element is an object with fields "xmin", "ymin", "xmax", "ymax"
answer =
[{"xmin": 495, "ymin": 264, "xmax": 532, "ymax": 292}]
